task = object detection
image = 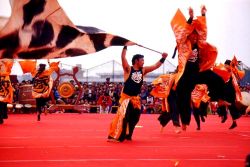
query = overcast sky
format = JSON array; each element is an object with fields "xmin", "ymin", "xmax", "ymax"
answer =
[{"xmin": 0, "ymin": 0, "xmax": 250, "ymax": 74}]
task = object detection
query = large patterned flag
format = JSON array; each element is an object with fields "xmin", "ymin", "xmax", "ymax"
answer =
[{"xmin": 0, "ymin": 0, "xmax": 135, "ymax": 59}]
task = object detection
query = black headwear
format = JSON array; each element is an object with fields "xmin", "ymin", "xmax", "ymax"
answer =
[
  {"xmin": 39, "ymin": 63, "xmax": 46, "ymax": 68},
  {"xmin": 38, "ymin": 63, "xmax": 46, "ymax": 72},
  {"xmin": 224, "ymin": 60, "xmax": 231, "ymax": 65}
]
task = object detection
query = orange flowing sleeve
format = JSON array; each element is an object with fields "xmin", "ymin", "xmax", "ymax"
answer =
[{"xmin": 171, "ymin": 9, "xmax": 194, "ymax": 89}]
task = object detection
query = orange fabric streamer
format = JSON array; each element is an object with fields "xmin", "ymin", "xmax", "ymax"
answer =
[{"xmin": 171, "ymin": 9, "xmax": 193, "ymax": 89}]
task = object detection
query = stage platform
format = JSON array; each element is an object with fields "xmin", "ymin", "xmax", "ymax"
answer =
[{"xmin": 0, "ymin": 113, "xmax": 249, "ymax": 167}]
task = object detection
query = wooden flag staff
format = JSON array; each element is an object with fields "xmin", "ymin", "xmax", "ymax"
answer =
[{"xmin": 136, "ymin": 44, "xmax": 163, "ymax": 55}]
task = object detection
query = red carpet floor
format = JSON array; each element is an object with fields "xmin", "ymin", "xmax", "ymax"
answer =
[{"xmin": 0, "ymin": 113, "xmax": 249, "ymax": 167}]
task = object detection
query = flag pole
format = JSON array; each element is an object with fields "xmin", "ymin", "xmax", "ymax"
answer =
[{"xmin": 136, "ymin": 44, "xmax": 163, "ymax": 55}]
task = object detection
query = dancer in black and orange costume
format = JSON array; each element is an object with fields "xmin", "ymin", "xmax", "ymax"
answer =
[
  {"xmin": 108, "ymin": 46, "xmax": 168, "ymax": 142},
  {"xmin": 170, "ymin": 6, "xmax": 233, "ymax": 130},
  {"xmin": 32, "ymin": 63, "xmax": 59, "ymax": 121},
  {"xmin": 0, "ymin": 60, "xmax": 14, "ymax": 124}
]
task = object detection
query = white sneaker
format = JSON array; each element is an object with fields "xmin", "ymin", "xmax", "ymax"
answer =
[{"xmin": 174, "ymin": 126, "xmax": 181, "ymax": 134}]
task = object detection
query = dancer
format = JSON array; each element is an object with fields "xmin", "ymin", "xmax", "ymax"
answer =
[
  {"xmin": 151, "ymin": 72, "xmax": 181, "ymax": 133},
  {"xmin": 32, "ymin": 63, "xmax": 58, "ymax": 121},
  {"xmin": 171, "ymin": 6, "xmax": 228, "ymax": 130},
  {"xmin": 191, "ymin": 84, "xmax": 210, "ymax": 130},
  {"xmin": 215, "ymin": 59, "xmax": 244, "ymax": 129},
  {"xmin": 97, "ymin": 92, "xmax": 112, "ymax": 114},
  {"xmin": 108, "ymin": 46, "xmax": 168, "ymax": 142},
  {"xmin": 0, "ymin": 60, "xmax": 14, "ymax": 124}
]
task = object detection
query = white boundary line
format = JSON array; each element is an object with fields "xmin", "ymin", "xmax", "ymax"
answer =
[
  {"xmin": 0, "ymin": 145, "xmax": 240, "ymax": 149},
  {"xmin": 0, "ymin": 158, "xmax": 245, "ymax": 163}
]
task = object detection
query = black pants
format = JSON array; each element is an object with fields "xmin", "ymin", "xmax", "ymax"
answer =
[
  {"xmin": 229, "ymin": 104, "xmax": 242, "ymax": 120},
  {"xmin": 193, "ymin": 102, "xmax": 208, "ymax": 128},
  {"xmin": 168, "ymin": 90, "xmax": 180, "ymax": 126},
  {"xmin": 224, "ymin": 78, "xmax": 242, "ymax": 120},
  {"xmin": 0, "ymin": 102, "xmax": 8, "ymax": 121},
  {"xmin": 176, "ymin": 62, "xmax": 199, "ymax": 125},
  {"xmin": 36, "ymin": 98, "xmax": 49, "ymax": 114},
  {"xmin": 176, "ymin": 65, "xmax": 226, "ymax": 125},
  {"xmin": 119, "ymin": 101, "xmax": 141, "ymax": 142},
  {"xmin": 197, "ymin": 70, "xmax": 225, "ymax": 101},
  {"xmin": 217, "ymin": 105, "xmax": 227, "ymax": 117},
  {"xmin": 158, "ymin": 89, "xmax": 180, "ymax": 127}
]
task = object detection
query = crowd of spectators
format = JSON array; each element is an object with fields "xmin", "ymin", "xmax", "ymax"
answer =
[
  {"xmin": 51, "ymin": 78, "xmax": 163, "ymax": 114},
  {"xmin": 9, "ymin": 78, "xmax": 250, "ymax": 114},
  {"xmin": 10, "ymin": 78, "xmax": 163, "ymax": 114},
  {"xmin": 240, "ymin": 83, "xmax": 250, "ymax": 92}
]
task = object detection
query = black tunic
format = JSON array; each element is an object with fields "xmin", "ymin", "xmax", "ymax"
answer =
[{"xmin": 123, "ymin": 67, "xmax": 143, "ymax": 96}]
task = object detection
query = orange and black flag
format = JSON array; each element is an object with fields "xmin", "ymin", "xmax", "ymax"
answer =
[
  {"xmin": 0, "ymin": 0, "xmax": 135, "ymax": 60},
  {"xmin": 0, "ymin": 60, "xmax": 14, "ymax": 103}
]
